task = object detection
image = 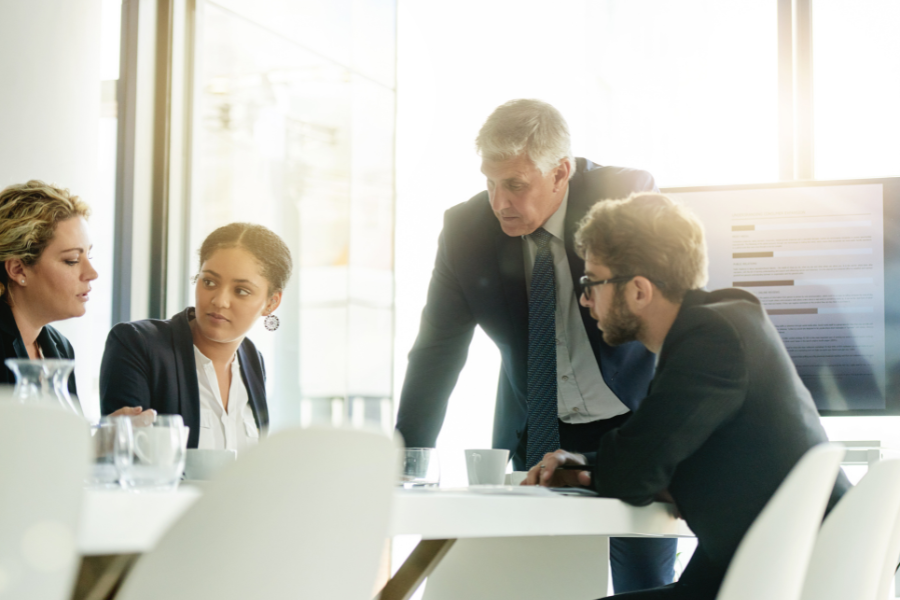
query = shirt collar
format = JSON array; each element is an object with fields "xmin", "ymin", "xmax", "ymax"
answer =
[
  {"xmin": 193, "ymin": 345, "xmax": 212, "ymax": 367},
  {"xmin": 193, "ymin": 345, "xmax": 239, "ymax": 372},
  {"xmin": 526, "ymin": 186, "xmax": 569, "ymax": 241}
]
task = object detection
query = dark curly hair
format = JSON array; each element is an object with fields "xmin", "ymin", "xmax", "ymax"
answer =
[{"xmin": 198, "ymin": 223, "xmax": 293, "ymax": 295}]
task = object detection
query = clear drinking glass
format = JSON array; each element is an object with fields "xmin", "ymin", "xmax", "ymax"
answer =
[
  {"xmin": 45, "ymin": 359, "xmax": 79, "ymax": 414},
  {"xmin": 4, "ymin": 358, "xmax": 80, "ymax": 414},
  {"xmin": 119, "ymin": 415, "xmax": 188, "ymax": 491},
  {"xmin": 5, "ymin": 358, "xmax": 54, "ymax": 404},
  {"xmin": 399, "ymin": 448, "xmax": 440, "ymax": 488},
  {"xmin": 87, "ymin": 415, "xmax": 134, "ymax": 488}
]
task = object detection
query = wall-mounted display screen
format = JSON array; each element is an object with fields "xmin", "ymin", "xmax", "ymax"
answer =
[{"xmin": 664, "ymin": 178, "xmax": 900, "ymax": 416}]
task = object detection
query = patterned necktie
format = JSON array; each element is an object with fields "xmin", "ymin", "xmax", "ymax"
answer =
[{"xmin": 526, "ymin": 227, "xmax": 559, "ymax": 469}]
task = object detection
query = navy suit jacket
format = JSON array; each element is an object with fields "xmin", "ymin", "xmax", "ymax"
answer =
[
  {"xmin": 589, "ymin": 289, "xmax": 851, "ymax": 593},
  {"xmin": 0, "ymin": 300, "xmax": 80, "ymax": 410},
  {"xmin": 397, "ymin": 158, "xmax": 658, "ymax": 465},
  {"xmin": 99, "ymin": 307, "xmax": 269, "ymax": 448}
]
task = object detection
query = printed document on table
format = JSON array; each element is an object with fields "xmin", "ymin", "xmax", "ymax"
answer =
[{"xmin": 673, "ymin": 184, "xmax": 885, "ymax": 410}]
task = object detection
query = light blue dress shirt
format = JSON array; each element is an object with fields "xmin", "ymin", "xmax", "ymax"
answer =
[{"xmin": 523, "ymin": 188, "xmax": 630, "ymax": 424}]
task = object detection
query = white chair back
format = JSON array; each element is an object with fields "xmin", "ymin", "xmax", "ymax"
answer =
[
  {"xmin": 716, "ymin": 443, "xmax": 845, "ymax": 600},
  {"xmin": 0, "ymin": 402, "xmax": 90, "ymax": 600},
  {"xmin": 116, "ymin": 426, "xmax": 399, "ymax": 600},
  {"xmin": 799, "ymin": 458, "xmax": 900, "ymax": 600}
]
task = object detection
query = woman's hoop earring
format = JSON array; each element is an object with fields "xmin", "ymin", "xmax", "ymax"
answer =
[{"xmin": 264, "ymin": 314, "xmax": 280, "ymax": 331}]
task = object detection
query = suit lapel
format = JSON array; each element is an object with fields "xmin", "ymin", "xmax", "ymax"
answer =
[
  {"xmin": 172, "ymin": 308, "xmax": 201, "ymax": 447},
  {"xmin": 11, "ymin": 336, "xmax": 27, "ymax": 358},
  {"xmin": 564, "ymin": 160, "xmax": 609, "ymax": 348},
  {"xmin": 36, "ymin": 328, "xmax": 62, "ymax": 358},
  {"xmin": 237, "ymin": 344, "xmax": 268, "ymax": 434},
  {"xmin": 564, "ymin": 159, "xmax": 590, "ymax": 309}
]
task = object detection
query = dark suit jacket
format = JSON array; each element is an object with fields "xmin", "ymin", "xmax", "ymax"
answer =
[
  {"xmin": 99, "ymin": 307, "xmax": 269, "ymax": 448},
  {"xmin": 0, "ymin": 300, "xmax": 79, "ymax": 408},
  {"xmin": 589, "ymin": 288, "xmax": 851, "ymax": 594},
  {"xmin": 397, "ymin": 158, "xmax": 658, "ymax": 465}
]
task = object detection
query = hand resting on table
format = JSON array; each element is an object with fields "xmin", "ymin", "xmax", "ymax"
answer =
[
  {"xmin": 522, "ymin": 449, "xmax": 592, "ymax": 488},
  {"xmin": 108, "ymin": 406, "xmax": 157, "ymax": 428}
]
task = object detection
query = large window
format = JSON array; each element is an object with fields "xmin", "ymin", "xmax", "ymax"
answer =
[
  {"xmin": 813, "ymin": 0, "xmax": 900, "ymax": 179},
  {"xmin": 394, "ymin": 0, "xmax": 900, "ymax": 501},
  {"xmin": 191, "ymin": 0, "xmax": 396, "ymax": 431},
  {"xmin": 579, "ymin": 2, "xmax": 778, "ymax": 187},
  {"xmin": 53, "ymin": 0, "xmax": 121, "ymax": 422}
]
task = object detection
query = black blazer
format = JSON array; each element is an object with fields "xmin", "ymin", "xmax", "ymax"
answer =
[
  {"xmin": 589, "ymin": 288, "xmax": 851, "ymax": 592},
  {"xmin": 0, "ymin": 300, "xmax": 79, "ymax": 408},
  {"xmin": 99, "ymin": 307, "xmax": 269, "ymax": 448},
  {"xmin": 397, "ymin": 158, "xmax": 658, "ymax": 465}
]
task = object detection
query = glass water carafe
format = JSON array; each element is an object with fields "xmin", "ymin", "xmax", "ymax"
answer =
[{"xmin": 4, "ymin": 358, "xmax": 80, "ymax": 414}]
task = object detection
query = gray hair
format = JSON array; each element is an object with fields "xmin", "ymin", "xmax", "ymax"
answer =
[{"xmin": 475, "ymin": 99, "xmax": 576, "ymax": 177}]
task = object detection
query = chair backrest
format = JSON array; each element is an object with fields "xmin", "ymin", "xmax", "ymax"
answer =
[
  {"xmin": 116, "ymin": 426, "xmax": 399, "ymax": 600},
  {"xmin": 0, "ymin": 402, "xmax": 90, "ymax": 600},
  {"xmin": 716, "ymin": 443, "xmax": 845, "ymax": 600},
  {"xmin": 799, "ymin": 457, "xmax": 900, "ymax": 600}
]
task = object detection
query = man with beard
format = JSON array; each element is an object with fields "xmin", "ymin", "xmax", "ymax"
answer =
[
  {"xmin": 397, "ymin": 99, "xmax": 676, "ymax": 592},
  {"xmin": 525, "ymin": 192, "xmax": 850, "ymax": 599}
]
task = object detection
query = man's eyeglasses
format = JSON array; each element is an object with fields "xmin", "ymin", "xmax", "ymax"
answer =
[
  {"xmin": 579, "ymin": 275, "xmax": 635, "ymax": 300},
  {"xmin": 580, "ymin": 275, "xmax": 665, "ymax": 299}
]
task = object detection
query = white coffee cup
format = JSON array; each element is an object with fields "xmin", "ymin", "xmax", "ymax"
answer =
[
  {"xmin": 134, "ymin": 427, "xmax": 183, "ymax": 464},
  {"xmin": 465, "ymin": 448, "xmax": 510, "ymax": 485},
  {"xmin": 184, "ymin": 448, "xmax": 237, "ymax": 480},
  {"xmin": 121, "ymin": 416, "xmax": 188, "ymax": 490}
]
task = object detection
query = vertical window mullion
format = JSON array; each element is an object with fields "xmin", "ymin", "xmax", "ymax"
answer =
[
  {"xmin": 778, "ymin": 0, "xmax": 795, "ymax": 181},
  {"xmin": 795, "ymin": 0, "xmax": 815, "ymax": 179}
]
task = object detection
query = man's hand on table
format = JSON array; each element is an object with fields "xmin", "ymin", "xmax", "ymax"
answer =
[{"xmin": 522, "ymin": 450, "xmax": 593, "ymax": 488}]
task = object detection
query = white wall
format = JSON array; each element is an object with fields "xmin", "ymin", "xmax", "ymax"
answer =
[
  {"xmin": 0, "ymin": 0, "xmax": 102, "ymax": 205},
  {"xmin": 0, "ymin": 0, "xmax": 104, "ymax": 417}
]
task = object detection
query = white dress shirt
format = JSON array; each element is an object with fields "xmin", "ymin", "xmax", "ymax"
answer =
[
  {"xmin": 522, "ymin": 189, "xmax": 630, "ymax": 424},
  {"xmin": 193, "ymin": 345, "xmax": 260, "ymax": 454}
]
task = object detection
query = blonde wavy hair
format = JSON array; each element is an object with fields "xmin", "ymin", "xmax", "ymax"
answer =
[
  {"xmin": 575, "ymin": 192, "xmax": 708, "ymax": 303},
  {"xmin": 0, "ymin": 180, "xmax": 91, "ymax": 299}
]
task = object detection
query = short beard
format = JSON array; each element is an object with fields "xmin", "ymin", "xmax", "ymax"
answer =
[{"xmin": 601, "ymin": 288, "xmax": 643, "ymax": 347}]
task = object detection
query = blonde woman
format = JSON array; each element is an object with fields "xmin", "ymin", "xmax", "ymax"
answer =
[
  {"xmin": 0, "ymin": 181, "xmax": 146, "ymax": 419},
  {"xmin": 0, "ymin": 180, "xmax": 98, "ymax": 402}
]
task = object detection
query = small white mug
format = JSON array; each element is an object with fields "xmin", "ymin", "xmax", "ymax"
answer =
[
  {"xmin": 464, "ymin": 448, "xmax": 510, "ymax": 485},
  {"xmin": 121, "ymin": 417, "xmax": 188, "ymax": 490},
  {"xmin": 134, "ymin": 427, "xmax": 183, "ymax": 464}
]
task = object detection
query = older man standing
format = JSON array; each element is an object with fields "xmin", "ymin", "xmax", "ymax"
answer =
[{"xmin": 396, "ymin": 99, "xmax": 676, "ymax": 592}]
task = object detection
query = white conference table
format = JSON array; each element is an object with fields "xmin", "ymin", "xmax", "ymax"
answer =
[{"xmin": 79, "ymin": 486, "xmax": 693, "ymax": 600}]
